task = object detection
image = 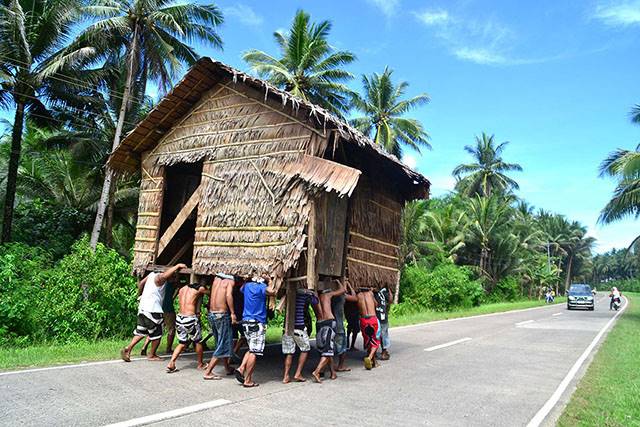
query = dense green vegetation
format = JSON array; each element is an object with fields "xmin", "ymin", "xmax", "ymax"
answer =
[
  {"xmin": 558, "ymin": 293, "xmax": 640, "ymax": 427},
  {"xmin": 0, "ymin": 5, "xmax": 636, "ymax": 363}
]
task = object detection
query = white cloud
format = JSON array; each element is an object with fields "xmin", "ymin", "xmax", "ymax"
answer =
[
  {"xmin": 594, "ymin": 1, "xmax": 640, "ymax": 26},
  {"xmin": 402, "ymin": 154, "xmax": 418, "ymax": 169},
  {"xmin": 224, "ymin": 4, "xmax": 263, "ymax": 27},
  {"xmin": 367, "ymin": 0, "xmax": 400, "ymax": 18},
  {"xmin": 413, "ymin": 10, "xmax": 450, "ymax": 26},
  {"xmin": 413, "ymin": 8, "xmax": 533, "ymax": 66}
]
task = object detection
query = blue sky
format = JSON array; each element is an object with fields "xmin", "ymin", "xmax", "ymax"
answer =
[{"xmin": 193, "ymin": 0, "xmax": 639, "ymax": 253}]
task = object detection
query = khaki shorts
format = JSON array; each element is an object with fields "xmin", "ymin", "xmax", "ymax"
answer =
[{"xmin": 282, "ymin": 328, "xmax": 311, "ymax": 354}]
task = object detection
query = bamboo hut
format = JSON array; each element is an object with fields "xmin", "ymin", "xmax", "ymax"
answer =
[{"xmin": 108, "ymin": 58, "xmax": 430, "ymax": 308}]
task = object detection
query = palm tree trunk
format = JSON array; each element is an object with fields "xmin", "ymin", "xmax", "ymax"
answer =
[
  {"xmin": 105, "ymin": 181, "xmax": 116, "ymax": 247},
  {"xmin": 90, "ymin": 27, "xmax": 139, "ymax": 250},
  {"xmin": 564, "ymin": 255, "xmax": 573, "ymax": 294},
  {"xmin": 2, "ymin": 102, "xmax": 26, "ymax": 243}
]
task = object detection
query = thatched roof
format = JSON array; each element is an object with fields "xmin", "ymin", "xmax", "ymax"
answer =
[{"xmin": 109, "ymin": 57, "xmax": 430, "ymax": 198}]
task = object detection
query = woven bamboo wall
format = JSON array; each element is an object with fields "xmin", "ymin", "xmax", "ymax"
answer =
[
  {"xmin": 139, "ymin": 82, "xmax": 325, "ymax": 280},
  {"xmin": 346, "ymin": 177, "xmax": 402, "ymax": 289},
  {"xmin": 132, "ymin": 153, "xmax": 165, "ymax": 274}
]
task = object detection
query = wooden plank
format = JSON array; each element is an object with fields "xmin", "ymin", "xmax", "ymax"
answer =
[
  {"xmin": 284, "ymin": 283, "xmax": 296, "ymax": 335},
  {"xmin": 306, "ymin": 199, "xmax": 318, "ymax": 290},
  {"xmin": 317, "ymin": 192, "xmax": 349, "ymax": 277},
  {"xmin": 156, "ymin": 183, "xmax": 202, "ymax": 257}
]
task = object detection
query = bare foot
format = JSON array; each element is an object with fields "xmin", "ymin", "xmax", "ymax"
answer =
[
  {"xmin": 120, "ymin": 347, "xmax": 131, "ymax": 362},
  {"xmin": 197, "ymin": 363, "xmax": 207, "ymax": 370},
  {"xmin": 330, "ymin": 372, "xmax": 337, "ymax": 380},
  {"xmin": 311, "ymin": 371, "xmax": 322, "ymax": 384},
  {"xmin": 147, "ymin": 355, "xmax": 162, "ymax": 361},
  {"xmin": 293, "ymin": 376, "xmax": 306, "ymax": 382},
  {"xmin": 283, "ymin": 376, "xmax": 291, "ymax": 384},
  {"xmin": 337, "ymin": 367, "xmax": 351, "ymax": 372}
]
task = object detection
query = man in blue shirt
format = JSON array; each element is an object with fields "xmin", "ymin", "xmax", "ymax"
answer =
[{"xmin": 235, "ymin": 276, "xmax": 276, "ymax": 388}]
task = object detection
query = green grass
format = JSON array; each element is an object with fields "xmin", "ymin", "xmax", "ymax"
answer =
[
  {"xmin": 558, "ymin": 293, "xmax": 640, "ymax": 427},
  {"xmin": 0, "ymin": 296, "xmax": 565, "ymax": 371}
]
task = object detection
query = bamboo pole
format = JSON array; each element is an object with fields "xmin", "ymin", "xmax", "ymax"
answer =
[{"xmin": 306, "ymin": 199, "xmax": 318, "ymax": 290}]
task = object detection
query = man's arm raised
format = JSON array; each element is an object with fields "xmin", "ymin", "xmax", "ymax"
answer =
[
  {"xmin": 157, "ymin": 263, "xmax": 187, "ymax": 287},
  {"xmin": 226, "ymin": 282, "xmax": 237, "ymax": 323}
]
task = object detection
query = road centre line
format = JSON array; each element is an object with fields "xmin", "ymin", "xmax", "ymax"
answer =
[
  {"xmin": 526, "ymin": 297, "xmax": 628, "ymax": 427},
  {"xmin": 552, "ymin": 313, "xmax": 563, "ymax": 317},
  {"xmin": 424, "ymin": 337, "xmax": 472, "ymax": 352},
  {"xmin": 103, "ymin": 398, "xmax": 232, "ymax": 427},
  {"xmin": 515, "ymin": 320, "xmax": 535, "ymax": 326}
]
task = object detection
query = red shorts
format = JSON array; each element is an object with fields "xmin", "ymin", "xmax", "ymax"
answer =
[{"xmin": 360, "ymin": 316, "xmax": 379, "ymax": 350}]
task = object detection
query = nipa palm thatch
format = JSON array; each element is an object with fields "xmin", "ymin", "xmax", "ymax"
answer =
[{"xmin": 110, "ymin": 58, "xmax": 430, "ymax": 292}]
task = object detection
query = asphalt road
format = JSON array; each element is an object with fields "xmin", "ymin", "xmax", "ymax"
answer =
[{"xmin": 0, "ymin": 293, "xmax": 624, "ymax": 427}]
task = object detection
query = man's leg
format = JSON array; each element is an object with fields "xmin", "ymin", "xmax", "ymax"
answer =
[
  {"xmin": 283, "ymin": 354, "xmax": 293, "ymax": 384},
  {"xmin": 148, "ymin": 337, "xmax": 162, "ymax": 361},
  {"xmin": 312, "ymin": 357, "xmax": 329, "ymax": 383},
  {"xmin": 204, "ymin": 356, "xmax": 221, "ymax": 379},
  {"xmin": 166, "ymin": 343, "xmax": 185, "ymax": 371},
  {"xmin": 141, "ymin": 337, "xmax": 150, "ymax": 355},
  {"xmin": 294, "ymin": 352, "xmax": 308, "ymax": 381},
  {"xmin": 243, "ymin": 352, "xmax": 257, "ymax": 386},
  {"xmin": 165, "ymin": 313, "xmax": 176, "ymax": 354},
  {"xmin": 195, "ymin": 342, "xmax": 205, "ymax": 369},
  {"xmin": 121, "ymin": 335, "xmax": 144, "ymax": 361},
  {"xmin": 337, "ymin": 353, "xmax": 350, "ymax": 371}
]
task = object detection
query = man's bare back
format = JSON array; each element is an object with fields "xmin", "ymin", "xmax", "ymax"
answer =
[
  {"xmin": 317, "ymin": 292, "xmax": 334, "ymax": 321},
  {"xmin": 357, "ymin": 290, "xmax": 377, "ymax": 317},
  {"xmin": 208, "ymin": 276, "xmax": 234, "ymax": 314},
  {"xmin": 179, "ymin": 285, "xmax": 206, "ymax": 316}
]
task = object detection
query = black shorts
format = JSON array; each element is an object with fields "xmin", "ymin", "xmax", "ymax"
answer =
[
  {"xmin": 134, "ymin": 312, "xmax": 163, "ymax": 341},
  {"xmin": 232, "ymin": 322, "xmax": 244, "ymax": 339}
]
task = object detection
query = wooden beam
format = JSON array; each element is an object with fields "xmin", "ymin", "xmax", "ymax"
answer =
[
  {"xmin": 284, "ymin": 283, "xmax": 296, "ymax": 335},
  {"xmin": 306, "ymin": 199, "xmax": 318, "ymax": 290},
  {"xmin": 168, "ymin": 237, "xmax": 193, "ymax": 265},
  {"xmin": 156, "ymin": 184, "xmax": 202, "ymax": 257}
]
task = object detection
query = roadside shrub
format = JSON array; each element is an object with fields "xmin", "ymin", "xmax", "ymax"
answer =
[
  {"xmin": 0, "ymin": 244, "xmax": 52, "ymax": 346},
  {"xmin": 487, "ymin": 276, "xmax": 521, "ymax": 302},
  {"xmin": 36, "ymin": 238, "xmax": 138, "ymax": 343},
  {"xmin": 400, "ymin": 263, "xmax": 483, "ymax": 311},
  {"xmin": 604, "ymin": 279, "xmax": 640, "ymax": 293}
]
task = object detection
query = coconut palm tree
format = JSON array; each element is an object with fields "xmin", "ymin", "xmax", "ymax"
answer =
[
  {"xmin": 599, "ymin": 144, "xmax": 640, "ymax": 225},
  {"xmin": 75, "ymin": 0, "xmax": 224, "ymax": 249},
  {"xmin": 0, "ymin": 0, "xmax": 93, "ymax": 242},
  {"xmin": 350, "ymin": 67, "xmax": 430, "ymax": 158},
  {"xmin": 453, "ymin": 133, "xmax": 522, "ymax": 197},
  {"xmin": 243, "ymin": 9, "xmax": 356, "ymax": 116}
]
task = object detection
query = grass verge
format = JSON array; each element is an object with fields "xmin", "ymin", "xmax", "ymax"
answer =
[
  {"xmin": 0, "ymin": 297, "xmax": 565, "ymax": 371},
  {"xmin": 558, "ymin": 293, "xmax": 640, "ymax": 427}
]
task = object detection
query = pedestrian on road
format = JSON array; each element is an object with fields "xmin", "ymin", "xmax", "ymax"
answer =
[
  {"xmin": 357, "ymin": 288, "xmax": 380, "ymax": 370},
  {"xmin": 345, "ymin": 298, "xmax": 360, "ymax": 351},
  {"xmin": 203, "ymin": 273, "xmax": 237, "ymax": 380},
  {"xmin": 235, "ymin": 276, "xmax": 276, "ymax": 388},
  {"xmin": 166, "ymin": 281, "xmax": 209, "ymax": 373},
  {"xmin": 281, "ymin": 288, "xmax": 318, "ymax": 384},
  {"xmin": 333, "ymin": 279, "xmax": 358, "ymax": 372},
  {"xmin": 141, "ymin": 278, "xmax": 178, "ymax": 356},
  {"xmin": 311, "ymin": 281, "xmax": 345, "ymax": 383},
  {"xmin": 375, "ymin": 286, "xmax": 393, "ymax": 360},
  {"xmin": 120, "ymin": 263, "xmax": 186, "ymax": 362}
]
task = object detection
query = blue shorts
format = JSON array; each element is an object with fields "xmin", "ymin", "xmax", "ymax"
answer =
[{"xmin": 208, "ymin": 312, "xmax": 232, "ymax": 358}]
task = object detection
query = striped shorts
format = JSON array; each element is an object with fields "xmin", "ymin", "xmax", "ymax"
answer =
[
  {"xmin": 176, "ymin": 314, "xmax": 202, "ymax": 344},
  {"xmin": 134, "ymin": 312, "xmax": 163, "ymax": 341}
]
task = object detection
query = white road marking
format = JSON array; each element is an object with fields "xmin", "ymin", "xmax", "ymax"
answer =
[
  {"xmin": 526, "ymin": 297, "xmax": 628, "ymax": 427},
  {"xmin": 552, "ymin": 313, "xmax": 562, "ymax": 317},
  {"xmin": 424, "ymin": 337, "xmax": 472, "ymax": 352},
  {"xmin": 515, "ymin": 320, "xmax": 535, "ymax": 326},
  {"xmin": 103, "ymin": 399, "xmax": 232, "ymax": 427}
]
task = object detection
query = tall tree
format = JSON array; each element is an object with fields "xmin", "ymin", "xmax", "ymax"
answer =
[
  {"xmin": 599, "ymin": 144, "xmax": 640, "ymax": 225},
  {"xmin": 243, "ymin": 9, "xmax": 355, "ymax": 116},
  {"xmin": 453, "ymin": 133, "xmax": 522, "ymax": 197},
  {"xmin": 350, "ymin": 67, "xmax": 430, "ymax": 158},
  {"xmin": 0, "ymin": 0, "xmax": 91, "ymax": 242},
  {"xmin": 75, "ymin": 0, "xmax": 224, "ymax": 249}
]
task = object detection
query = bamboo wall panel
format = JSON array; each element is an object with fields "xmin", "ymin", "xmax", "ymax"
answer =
[
  {"xmin": 346, "ymin": 177, "xmax": 402, "ymax": 289},
  {"xmin": 132, "ymin": 153, "xmax": 165, "ymax": 274},
  {"xmin": 316, "ymin": 192, "xmax": 348, "ymax": 277}
]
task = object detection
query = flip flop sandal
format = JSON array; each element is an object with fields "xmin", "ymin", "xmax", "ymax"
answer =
[
  {"xmin": 234, "ymin": 369, "xmax": 245, "ymax": 384},
  {"xmin": 203, "ymin": 374, "xmax": 222, "ymax": 380},
  {"xmin": 364, "ymin": 357, "xmax": 372, "ymax": 370},
  {"xmin": 243, "ymin": 383, "xmax": 259, "ymax": 388},
  {"xmin": 120, "ymin": 348, "xmax": 131, "ymax": 362},
  {"xmin": 166, "ymin": 367, "xmax": 179, "ymax": 374}
]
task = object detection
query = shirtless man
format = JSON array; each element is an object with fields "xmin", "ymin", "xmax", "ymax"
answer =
[
  {"xmin": 203, "ymin": 273, "xmax": 237, "ymax": 380},
  {"xmin": 166, "ymin": 280, "xmax": 209, "ymax": 372},
  {"xmin": 121, "ymin": 263, "xmax": 186, "ymax": 362},
  {"xmin": 311, "ymin": 280, "xmax": 346, "ymax": 383},
  {"xmin": 357, "ymin": 288, "xmax": 379, "ymax": 370}
]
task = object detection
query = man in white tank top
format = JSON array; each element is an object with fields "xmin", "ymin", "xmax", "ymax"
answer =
[{"xmin": 121, "ymin": 263, "xmax": 186, "ymax": 362}]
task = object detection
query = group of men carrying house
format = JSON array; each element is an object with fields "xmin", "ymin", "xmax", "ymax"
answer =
[{"xmin": 120, "ymin": 263, "xmax": 393, "ymax": 387}]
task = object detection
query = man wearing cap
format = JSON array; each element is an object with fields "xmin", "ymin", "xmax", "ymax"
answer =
[{"xmin": 203, "ymin": 273, "xmax": 236, "ymax": 380}]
